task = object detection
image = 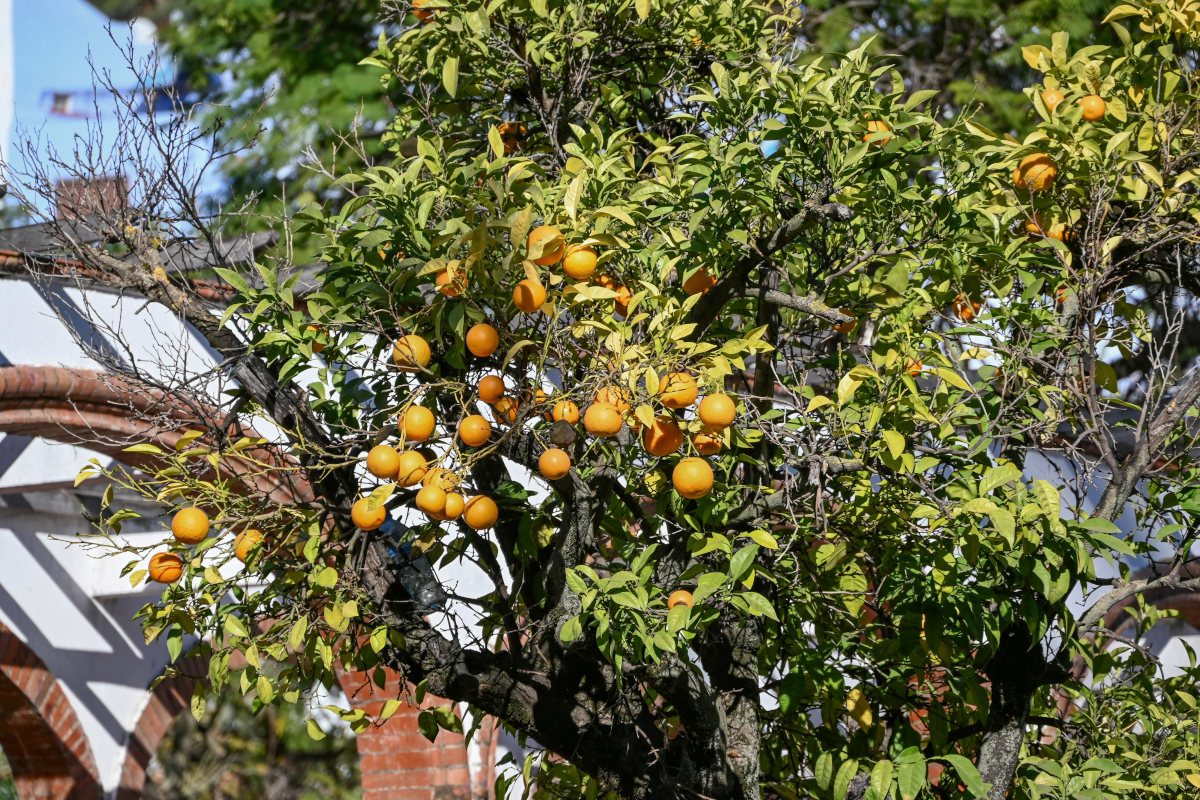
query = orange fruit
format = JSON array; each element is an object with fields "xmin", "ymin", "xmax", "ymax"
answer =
[
  {"xmin": 234, "ymin": 529, "xmax": 264, "ymax": 562},
  {"xmin": 395, "ymin": 450, "xmax": 429, "ymax": 487},
  {"xmin": 416, "ymin": 485, "xmax": 448, "ymax": 517},
  {"xmin": 667, "ymin": 589, "xmax": 694, "ymax": 609},
  {"xmin": 659, "ymin": 372, "xmax": 698, "ymax": 409},
  {"xmin": 698, "ymin": 394, "xmax": 736, "ymax": 430},
  {"xmin": 148, "ymin": 552, "xmax": 184, "ymax": 584},
  {"xmin": 693, "ymin": 430, "xmax": 722, "ymax": 455},
  {"xmin": 1080, "ymin": 95, "xmax": 1106, "ymax": 121},
  {"xmin": 513, "ymin": 279, "xmax": 547, "ymax": 313},
  {"xmin": 614, "ymin": 284, "xmax": 633, "ymax": 312},
  {"xmin": 1012, "ymin": 153, "xmax": 1057, "ymax": 192},
  {"xmin": 552, "ymin": 400, "xmax": 580, "ymax": 424},
  {"xmin": 683, "ymin": 267, "xmax": 717, "ymax": 295},
  {"xmin": 1047, "ymin": 223, "xmax": 1072, "ymax": 242},
  {"xmin": 1041, "ymin": 89, "xmax": 1064, "ymax": 112},
  {"xmin": 539, "ymin": 448, "xmax": 571, "ymax": 480},
  {"xmin": 642, "ymin": 415, "xmax": 684, "ymax": 457},
  {"xmin": 584, "ymin": 403, "xmax": 624, "ymax": 437},
  {"xmin": 172, "ymin": 507, "xmax": 210, "ymax": 545},
  {"xmin": 459, "ymin": 414, "xmax": 492, "ymax": 447},
  {"xmin": 527, "ymin": 225, "xmax": 564, "ymax": 266},
  {"xmin": 306, "ymin": 324, "xmax": 326, "ymax": 353},
  {"xmin": 1024, "ymin": 213, "xmax": 1047, "ymax": 236},
  {"xmin": 492, "ymin": 395, "xmax": 519, "ymax": 424},
  {"xmin": 953, "ymin": 294, "xmax": 982, "ymax": 321},
  {"xmin": 423, "ymin": 467, "xmax": 459, "ymax": 491},
  {"xmin": 412, "ymin": 0, "xmax": 434, "ymax": 23},
  {"xmin": 466, "ymin": 323, "xmax": 499, "ymax": 357},
  {"xmin": 905, "ymin": 358, "xmax": 923, "ymax": 377},
  {"xmin": 463, "ymin": 495, "xmax": 499, "ymax": 530},
  {"xmin": 366, "ymin": 444, "xmax": 401, "ymax": 479},
  {"xmin": 436, "ymin": 268, "xmax": 467, "ymax": 296},
  {"xmin": 352, "ymin": 498, "xmax": 388, "ymax": 530},
  {"xmin": 562, "ymin": 244, "xmax": 598, "ymax": 280},
  {"xmin": 862, "ymin": 119, "xmax": 891, "ymax": 145},
  {"xmin": 401, "ymin": 405, "xmax": 436, "ymax": 441},
  {"xmin": 672, "ymin": 457, "xmax": 714, "ymax": 499},
  {"xmin": 498, "ymin": 121, "xmax": 527, "ymax": 154},
  {"xmin": 443, "ymin": 492, "xmax": 465, "ymax": 520},
  {"xmin": 832, "ymin": 309, "xmax": 857, "ymax": 335},
  {"xmin": 478, "ymin": 375, "xmax": 506, "ymax": 403},
  {"xmin": 393, "ymin": 334, "xmax": 432, "ymax": 371},
  {"xmin": 595, "ymin": 385, "xmax": 632, "ymax": 413}
]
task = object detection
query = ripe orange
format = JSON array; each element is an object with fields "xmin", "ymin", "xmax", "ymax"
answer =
[
  {"xmin": 539, "ymin": 448, "xmax": 571, "ymax": 480},
  {"xmin": 1024, "ymin": 213, "xmax": 1047, "ymax": 236},
  {"xmin": 306, "ymin": 324, "xmax": 327, "ymax": 353},
  {"xmin": 667, "ymin": 589, "xmax": 694, "ymax": 609},
  {"xmin": 659, "ymin": 372, "xmax": 698, "ymax": 409},
  {"xmin": 832, "ymin": 309, "xmax": 857, "ymax": 335},
  {"xmin": 492, "ymin": 395, "xmax": 519, "ymax": 424},
  {"xmin": 366, "ymin": 444, "xmax": 401, "ymax": 479},
  {"xmin": 416, "ymin": 485, "xmax": 448, "ymax": 516},
  {"xmin": 148, "ymin": 552, "xmax": 183, "ymax": 584},
  {"xmin": 953, "ymin": 294, "xmax": 982, "ymax": 322},
  {"xmin": 443, "ymin": 492, "xmax": 465, "ymax": 520},
  {"xmin": 401, "ymin": 405, "xmax": 436, "ymax": 441},
  {"xmin": 584, "ymin": 402, "xmax": 624, "ymax": 437},
  {"xmin": 905, "ymin": 358, "xmax": 923, "ymax": 377},
  {"xmin": 466, "ymin": 323, "xmax": 499, "ymax": 357},
  {"xmin": 563, "ymin": 244, "xmax": 598, "ymax": 279},
  {"xmin": 1012, "ymin": 153, "xmax": 1057, "ymax": 191},
  {"xmin": 1041, "ymin": 88, "xmax": 1065, "ymax": 112},
  {"xmin": 172, "ymin": 507, "xmax": 210, "ymax": 545},
  {"xmin": 412, "ymin": 0, "xmax": 434, "ymax": 23},
  {"xmin": 436, "ymin": 268, "xmax": 467, "ymax": 296},
  {"xmin": 513, "ymin": 279, "xmax": 547, "ymax": 313},
  {"xmin": 698, "ymin": 394, "xmax": 736, "ymax": 430},
  {"xmin": 1047, "ymin": 222, "xmax": 1072, "ymax": 242},
  {"xmin": 552, "ymin": 400, "xmax": 580, "ymax": 424},
  {"xmin": 352, "ymin": 498, "xmax": 388, "ymax": 530},
  {"xmin": 423, "ymin": 467, "xmax": 459, "ymax": 491},
  {"xmin": 642, "ymin": 415, "xmax": 684, "ymax": 457},
  {"xmin": 595, "ymin": 385, "xmax": 632, "ymax": 413},
  {"xmin": 1079, "ymin": 94, "xmax": 1106, "ymax": 121},
  {"xmin": 862, "ymin": 119, "xmax": 891, "ymax": 145},
  {"xmin": 393, "ymin": 334, "xmax": 432, "ymax": 371},
  {"xmin": 498, "ymin": 121, "xmax": 527, "ymax": 154},
  {"xmin": 234, "ymin": 529, "xmax": 264, "ymax": 562},
  {"xmin": 478, "ymin": 375, "xmax": 506, "ymax": 403},
  {"xmin": 614, "ymin": 284, "xmax": 633, "ymax": 314},
  {"xmin": 672, "ymin": 457, "xmax": 714, "ymax": 499},
  {"xmin": 693, "ymin": 430, "xmax": 722, "ymax": 455},
  {"xmin": 464, "ymin": 495, "xmax": 499, "ymax": 529},
  {"xmin": 395, "ymin": 450, "xmax": 429, "ymax": 487},
  {"xmin": 527, "ymin": 225, "xmax": 564, "ymax": 266},
  {"xmin": 459, "ymin": 415, "xmax": 492, "ymax": 447},
  {"xmin": 683, "ymin": 267, "xmax": 717, "ymax": 295}
]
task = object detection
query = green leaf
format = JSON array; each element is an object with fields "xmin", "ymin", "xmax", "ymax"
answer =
[
  {"xmin": 667, "ymin": 603, "xmax": 690, "ymax": 633},
  {"xmin": 224, "ymin": 615, "xmax": 249, "ymax": 639},
  {"xmin": 867, "ymin": 760, "xmax": 894, "ymax": 800},
  {"xmin": 833, "ymin": 759, "xmax": 860, "ymax": 800},
  {"xmin": 1081, "ymin": 516, "xmax": 1121, "ymax": 534},
  {"xmin": 746, "ymin": 529, "xmax": 779, "ymax": 550},
  {"xmin": 937, "ymin": 754, "xmax": 990, "ymax": 797},
  {"xmin": 442, "ymin": 56, "xmax": 459, "ymax": 98},
  {"xmin": 693, "ymin": 571, "xmax": 726, "ymax": 602},
  {"xmin": 559, "ymin": 616, "xmax": 583, "ymax": 643},
  {"xmin": 190, "ymin": 683, "xmax": 207, "ymax": 722},
  {"xmin": 417, "ymin": 710, "xmax": 439, "ymax": 742},
  {"xmin": 881, "ymin": 429, "xmax": 905, "ymax": 459},
  {"xmin": 740, "ymin": 591, "xmax": 778, "ymax": 621},
  {"xmin": 729, "ymin": 544, "xmax": 758, "ymax": 583},
  {"xmin": 898, "ymin": 756, "xmax": 926, "ymax": 800},
  {"xmin": 290, "ymin": 617, "xmax": 309, "ymax": 651}
]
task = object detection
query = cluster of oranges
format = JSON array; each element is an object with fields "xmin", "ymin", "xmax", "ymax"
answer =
[{"xmin": 147, "ymin": 507, "xmax": 263, "ymax": 584}]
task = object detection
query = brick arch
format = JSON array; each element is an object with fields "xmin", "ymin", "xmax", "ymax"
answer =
[
  {"xmin": 0, "ymin": 365, "xmax": 310, "ymax": 504},
  {"xmin": 0, "ymin": 619, "xmax": 102, "ymax": 800},
  {"xmin": 114, "ymin": 656, "xmax": 209, "ymax": 800}
]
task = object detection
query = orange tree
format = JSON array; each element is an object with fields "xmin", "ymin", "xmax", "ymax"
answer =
[{"xmin": 47, "ymin": 1, "xmax": 1200, "ymax": 799}]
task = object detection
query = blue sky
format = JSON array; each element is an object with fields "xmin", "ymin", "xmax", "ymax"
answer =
[{"xmin": 7, "ymin": 0, "xmax": 156, "ymax": 181}]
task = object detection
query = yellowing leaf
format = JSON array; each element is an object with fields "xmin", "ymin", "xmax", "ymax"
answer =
[
  {"xmin": 845, "ymin": 688, "xmax": 873, "ymax": 729},
  {"xmin": 881, "ymin": 429, "xmax": 906, "ymax": 460},
  {"xmin": 933, "ymin": 367, "xmax": 973, "ymax": 392},
  {"xmin": 807, "ymin": 395, "xmax": 834, "ymax": 412}
]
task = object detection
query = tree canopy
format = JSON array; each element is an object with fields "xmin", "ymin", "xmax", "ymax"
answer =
[{"xmin": 13, "ymin": 1, "xmax": 1200, "ymax": 800}]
